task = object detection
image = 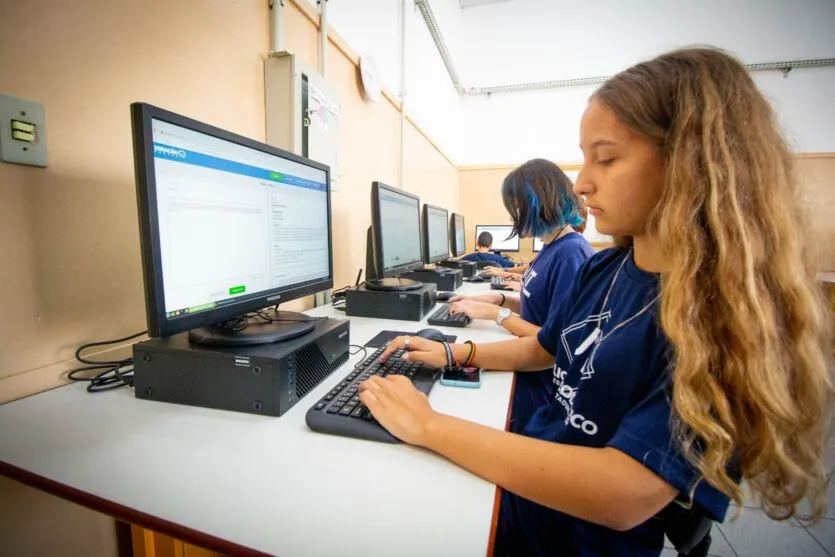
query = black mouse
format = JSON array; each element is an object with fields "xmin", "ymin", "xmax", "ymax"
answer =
[
  {"xmin": 415, "ymin": 328, "xmax": 447, "ymax": 342},
  {"xmin": 435, "ymin": 291, "xmax": 455, "ymax": 301}
]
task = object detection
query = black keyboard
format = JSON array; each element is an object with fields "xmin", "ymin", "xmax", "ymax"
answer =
[
  {"xmin": 467, "ymin": 271, "xmax": 487, "ymax": 282},
  {"xmin": 305, "ymin": 347, "xmax": 440, "ymax": 443},
  {"xmin": 427, "ymin": 304, "xmax": 472, "ymax": 327},
  {"xmin": 491, "ymin": 277, "xmax": 513, "ymax": 290}
]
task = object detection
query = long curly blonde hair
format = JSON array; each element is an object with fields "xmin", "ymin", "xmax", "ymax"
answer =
[{"xmin": 594, "ymin": 47, "xmax": 833, "ymax": 521}]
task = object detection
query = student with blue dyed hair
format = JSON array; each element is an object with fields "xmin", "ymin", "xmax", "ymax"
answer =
[{"xmin": 450, "ymin": 158, "xmax": 593, "ymax": 431}]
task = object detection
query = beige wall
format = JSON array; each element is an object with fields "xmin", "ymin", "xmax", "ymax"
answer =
[
  {"xmin": 0, "ymin": 1, "xmax": 457, "ymax": 554},
  {"xmin": 0, "ymin": 0, "xmax": 458, "ymax": 404},
  {"xmin": 457, "ymin": 166, "xmax": 523, "ymax": 256},
  {"xmin": 798, "ymin": 156, "xmax": 835, "ymax": 271},
  {"xmin": 0, "ymin": 476, "xmax": 117, "ymax": 557},
  {"xmin": 460, "ymin": 157, "xmax": 835, "ymax": 271}
]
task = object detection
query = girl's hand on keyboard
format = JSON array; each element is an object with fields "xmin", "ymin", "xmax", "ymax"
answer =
[
  {"xmin": 379, "ymin": 335, "xmax": 447, "ymax": 368},
  {"xmin": 449, "ymin": 300, "xmax": 500, "ymax": 321},
  {"xmin": 505, "ymin": 281, "xmax": 522, "ymax": 292},
  {"xmin": 359, "ymin": 375, "xmax": 437, "ymax": 446},
  {"xmin": 448, "ymin": 293, "xmax": 503, "ymax": 305}
]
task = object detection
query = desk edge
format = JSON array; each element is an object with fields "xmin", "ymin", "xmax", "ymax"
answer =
[
  {"xmin": 0, "ymin": 461, "xmax": 272, "ymax": 557},
  {"xmin": 485, "ymin": 373, "xmax": 516, "ymax": 557}
]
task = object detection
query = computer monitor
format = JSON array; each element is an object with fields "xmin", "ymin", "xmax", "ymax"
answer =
[
  {"xmin": 533, "ymin": 237, "xmax": 544, "ymax": 252},
  {"xmin": 422, "ymin": 204, "xmax": 450, "ymax": 264},
  {"xmin": 131, "ymin": 102, "xmax": 333, "ymax": 346},
  {"xmin": 475, "ymin": 225, "xmax": 519, "ymax": 252},
  {"xmin": 450, "ymin": 213, "xmax": 466, "ymax": 257},
  {"xmin": 367, "ymin": 181, "xmax": 424, "ymax": 291}
]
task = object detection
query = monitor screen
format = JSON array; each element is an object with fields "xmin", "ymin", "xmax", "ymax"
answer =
[
  {"xmin": 423, "ymin": 204, "xmax": 450, "ymax": 263},
  {"xmin": 533, "ymin": 237, "xmax": 544, "ymax": 252},
  {"xmin": 451, "ymin": 213, "xmax": 466, "ymax": 257},
  {"xmin": 475, "ymin": 225, "xmax": 519, "ymax": 252},
  {"xmin": 131, "ymin": 103, "xmax": 333, "ymax": 338},
  {"xmin": 373, "ymin": 182, "xmax": 423, "ymax": 275}
]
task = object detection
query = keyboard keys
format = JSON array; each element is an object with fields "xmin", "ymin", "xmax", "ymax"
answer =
[
  {"xmin": 428, "ymin": 304, "xmax": 471, "ymax": 328},
  {"xmin": 307, "ymin": 347, "xmax": 440, "ymax": 442}
]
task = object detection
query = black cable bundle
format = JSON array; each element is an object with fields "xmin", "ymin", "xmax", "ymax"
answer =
[
  {"xmin": 67, "ymin": 331, "xmax": 147, "ymax": 393},
  {"xmin": 331, "ymin": 269, "xmax": 364, "ymax": 311}
]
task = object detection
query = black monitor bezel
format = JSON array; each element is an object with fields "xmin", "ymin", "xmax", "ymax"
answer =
[
  {"xmin": 131, "ymin": 102, "xmax": 334, "ymax": 338},
  {"xmin": 371, "ymin": 181, "xmax": 424, "ymax": 277},
  {"xmin": 474, "ymin": 224, "xmax": 520, "ymax": 253},
  {"xmin": 422, "ymin": 203, "xmax": 450, "ymax": 264},
  {"xmin": 450, "ymin": 213, "xmax": 466, "ymax": 257}
]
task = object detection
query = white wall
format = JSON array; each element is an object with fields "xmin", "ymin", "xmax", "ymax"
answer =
[
  {"xmin": 454, "ymin": 0, "xmax": 835, "ymax": 165},
  {"xmin": 305, "ymin": 0, "xmax": 835, "ymax": 165},
  {"xmin": 323, "ymin": 0, "xmax": 463, "ymax": 160},
  {"xmin": 458, "ymin": 0, "xmax": 835, "ymax": 86}
]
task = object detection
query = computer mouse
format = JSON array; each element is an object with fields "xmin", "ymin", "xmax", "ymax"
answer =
[
  {"xmin": 416, "ymin": 328, "xmax": 447, "ymax": 343},
  {"xmin": 435, "ymin": 291, "xmax": 455, "ymax": 301}
]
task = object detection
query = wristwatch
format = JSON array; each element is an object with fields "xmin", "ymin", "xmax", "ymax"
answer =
[{"xmin": 496, "ymin": 307, "xmax": 513, "ymax": 327}]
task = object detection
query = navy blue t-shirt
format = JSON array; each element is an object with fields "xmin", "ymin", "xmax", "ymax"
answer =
[
  {"xmin": 497, "ymin": 248, "xmax": 730, "ymax": 557},
  {"xmin": 460, "ymin": 251, "xmax": 515, "ymax": 268},
  {"xmin": 511, "ymin": 232, "xmax": 593, "ymax": 432}
]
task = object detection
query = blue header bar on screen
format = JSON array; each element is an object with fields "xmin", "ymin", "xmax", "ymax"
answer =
[
  {"xmin": 153, "ymin": 143, "xmax": 327, "ymax": 192},
  {"xmin": 380, "ymin": 190, "xmax": 417, "ymax": 207}
]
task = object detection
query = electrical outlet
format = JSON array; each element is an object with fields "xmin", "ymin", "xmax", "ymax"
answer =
[{"xmin": 0, "ymin": 93, "xmax": 48, "ymax": 167}]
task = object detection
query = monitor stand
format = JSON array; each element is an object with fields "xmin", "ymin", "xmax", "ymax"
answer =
[
  {"xmin": 420, "ymin": 264, "xmax": 450, "ymax": 274},
  {"xmin": 364, "ymin": 277, "xmax": 423, "ymax": 292},
  {"xmin": 188, "ymin": 310, "xmax": 316, "ymax": 347}
]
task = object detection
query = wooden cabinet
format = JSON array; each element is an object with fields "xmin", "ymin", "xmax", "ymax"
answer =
[{"xmin": 130, "ymin": 525, "xmax": 221, "ymax": 557}]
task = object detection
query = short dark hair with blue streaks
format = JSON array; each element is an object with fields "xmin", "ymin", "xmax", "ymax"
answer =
[{"xmin": 501, "ymin": 158, "xmax": 583, "ymax": 239}]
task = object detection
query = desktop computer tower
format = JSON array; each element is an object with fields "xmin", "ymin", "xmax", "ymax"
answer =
[
  {"xmin": 438, "ymin": 260, "xmax": 478, "ymax": 278},
  {"xmin": 400, "ymin": 268, "xmax": 463, "ymax": 291},
  {"xmin": 133, "ymin": 318, "xmax": 350, "ymax": 417},
  {"xmin": 345, "ymin": 283, "xmax": 436, "ymax": 321}
]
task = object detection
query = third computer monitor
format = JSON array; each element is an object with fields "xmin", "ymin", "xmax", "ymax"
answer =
[
  {"xmin": 423, "ymin": 204, "xmax": 450, "ymax": 264},
  {"xmin": 450, "ymin": 213, "xmax": 466, "ymax": 257},
  {"xmin": 475, "ymin": 224, "xmax": 519, "ymax": 253}
]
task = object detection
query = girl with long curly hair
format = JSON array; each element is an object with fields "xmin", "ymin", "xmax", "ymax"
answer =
[{"xmin": 358, "ymin": 47, "xmax": 833, "ymax": 556}]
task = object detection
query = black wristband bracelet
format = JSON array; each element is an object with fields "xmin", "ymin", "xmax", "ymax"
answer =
[
  {"xmin": 499, "ymin": 292, "xmax": 506, "ymax": 307},
  {"xmin": 442, "ymin": 342, "xmax": 454, "ymax": 368}
]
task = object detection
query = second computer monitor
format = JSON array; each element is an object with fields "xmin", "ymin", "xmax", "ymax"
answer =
[
  {"xmin": 450, "ymin": 213, "xmax": 466, "ymax": 257},
  {"xmin": 533, "ymin": 237, "xmax": 544, "ymax": 252},
  {"xmin": 475, "ymin": 225, "xmax": 519, "ymax": 252},
  {"xmin": 371, "ymin": 182, "xmax": 424, "ymax": 277},
  {"xmin": 423, "ymin": 204, "xmax": 450, "ymax": 263}
]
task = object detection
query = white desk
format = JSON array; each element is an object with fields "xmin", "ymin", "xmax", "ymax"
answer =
[{"xmin": 0, "ymin": 283, "xmax": 515, "ymax": 557}]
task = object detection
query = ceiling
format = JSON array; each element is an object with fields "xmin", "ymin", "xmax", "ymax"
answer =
[{"xmin": 458, "ymin": 0, "xmax": 514, "ymax": 8}]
